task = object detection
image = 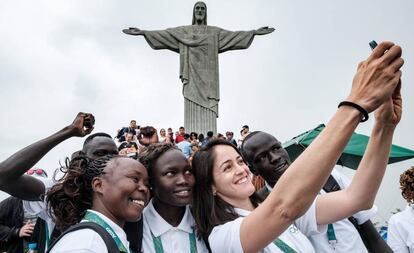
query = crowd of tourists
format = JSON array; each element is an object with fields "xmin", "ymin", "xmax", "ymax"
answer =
[
  {"xmin": 0, "ymin": 42, "xmax": 412, "ymax": 253},
  {"xmin": 114, "ymin": 121, "xmax": 248, "ymax": 160}
]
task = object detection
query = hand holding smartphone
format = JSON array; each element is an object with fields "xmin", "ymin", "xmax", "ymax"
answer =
[
  {"xmin": 369, "ymin": 40, "xmax": 378, "ymax": 50},
  {"xmin": 83, "ymin": 114, "xmax": 95, "ymax": 129}
]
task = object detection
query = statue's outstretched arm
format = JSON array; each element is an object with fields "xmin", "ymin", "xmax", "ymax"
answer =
[
  {"xmin": 254, "ymin": 26, "xmax": 275, "ymax": 35},
  {"xmin": 123, "ymin": 27, "xmax": 145, "ymax": 36},
  {"xmin": 123, "ymin": 26, "xmax": 180, "ymax": 52}
]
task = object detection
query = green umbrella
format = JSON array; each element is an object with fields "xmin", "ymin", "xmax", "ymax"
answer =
[{"xmin": 282, "ymin": 124, "xmax": 414, "ymax": 170}]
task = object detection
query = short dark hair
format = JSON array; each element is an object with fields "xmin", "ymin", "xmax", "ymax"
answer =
[
  {"xmin": 140, "ymin": 126, "xmax": 156, "ymax": 137},
  {"xmin": 198, "ymin": 133, "xmax": 205, "ymax": 142},
  {"xmin": 179, "ymin": 126, "xmax": 185, "ymax": 130},
  {"xmin": 239, "ymin": 131, "xmax": 262, "ymax": 166},
  {"xmin": 83, "ymin": 132, "xmax": 112, "ymax": 149},
  {"xmin": 207, "ymin": 131, "xmax": 214, "ymax": 138}
]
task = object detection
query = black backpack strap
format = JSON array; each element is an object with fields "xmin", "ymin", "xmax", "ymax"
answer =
[
  {"xmin": 49, "ymin": 226, "xmax": 62, "ymax": 248},
  {"xmin": 323, "ymin": 175, "xmax": 358, "ymax": 225},
  {"xmin": 124, "ymin": 219, "xmax": 143, "ymax": 253},
  {"xmin": 322, "ymin": 174, "xmax": 392, "ymax": 252},
  {"xmin": 29, "ymin": 217, "xmax": 47, "ymax": 253},
  {"xmin": 323, "ymin": 174, "xmax": 341, "ymax": 193},
  {"xmin": 46, "ymin": 222, "xmax": 121, "ymax": 253}
]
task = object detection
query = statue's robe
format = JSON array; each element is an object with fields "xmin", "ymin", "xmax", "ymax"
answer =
[{"xmin": 142, "ymin": 25, "xmax": 255, "ymax": 134}]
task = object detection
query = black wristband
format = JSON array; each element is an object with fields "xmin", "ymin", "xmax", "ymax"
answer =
[{"xmin": 338, "ymin": 101, "xmax": 369, "ymax": 122}]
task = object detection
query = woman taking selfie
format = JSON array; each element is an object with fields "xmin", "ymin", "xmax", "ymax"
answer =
[{"xmin": 191, "ymin": 41, "xmax": 403, "ymax": 252}]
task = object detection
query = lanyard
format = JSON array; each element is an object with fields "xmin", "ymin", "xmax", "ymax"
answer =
[
  {"xmin": 326, "ymin": 223, "xmax": 337, "ymax": 250},
  {"xmin": 45, "ymin": 222, "xmax": 50, "ymax": 248},
  {"xmin": 150, "ymin": 229, "xmax": 197, "ymax": 253},
  {"xmin": 84, "ymin": 211, "xmax": 129, "ymax": 253},
  {"xmin": 273, "ymin": 238, "xmax": 297, "ymax": 253}
]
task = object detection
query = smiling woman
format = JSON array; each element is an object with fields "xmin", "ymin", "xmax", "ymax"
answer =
[
  {"xmin": 190, "ymin": 41, "xmax": 404, "ymax": 253},
  {"xmin": 46, "ymin": 155, "xmax": 150, "ymax": 253},
  {"xmin": 139, "ymin": 143, "xmax": 209, "ymax": 253}
]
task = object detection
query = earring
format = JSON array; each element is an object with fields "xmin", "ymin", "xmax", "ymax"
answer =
[{"xmin": 213, "ymin": 190, "xmax": 217, "ymax": 196}]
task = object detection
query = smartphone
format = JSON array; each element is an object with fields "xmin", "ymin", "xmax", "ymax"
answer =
[
  {"xmin": 369, "ymin": 40, "xmax": 377, "ymax": 50},
  {"xmin": 83, "ymin": 116, "xmax": 94, "ymax": 129}
]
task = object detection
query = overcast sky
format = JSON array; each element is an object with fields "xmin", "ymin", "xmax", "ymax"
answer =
[{"xmin": 1, "ymin": 0, "xmax": 413, "ymax": 223}]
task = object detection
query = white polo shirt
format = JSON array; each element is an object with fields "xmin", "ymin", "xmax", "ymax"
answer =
[
  {"xmin": 49, "ymin": 209, "xmax": 130, "ymax": 253},
  {"xmin": 308, "ymin": 169, "xmax": 377, "ymax": 253},
  {"xmin": 208, "ymin": 200, "xmax": 324, "ymax": 253},
  {"xmin": 387, "ymin": 205, "xmax": 414, "ymax": 253},
  {"xmin": 142, "ymin": 200, "xmax": 208, "ymax": 253},
  {"xmin": 142, "ymin": 199, "xmax": 208, "ymax": 253}
]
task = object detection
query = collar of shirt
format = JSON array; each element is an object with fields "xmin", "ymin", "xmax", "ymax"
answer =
[
  {"xmin": 83, "ymin": 209, "xmax": 130, "ymax": 250},
  {"xmin": 144, "ymin": 199, "xmax": 194, "ymax": 237},
  {"xmin": 233, "ymin": 207, "xmax": 252, "ymax": 217}
]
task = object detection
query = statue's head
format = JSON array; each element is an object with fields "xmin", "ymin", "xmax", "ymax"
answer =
[{"xmin": 192, "ymin": 1, "xmax": 207, "ymax": 25}]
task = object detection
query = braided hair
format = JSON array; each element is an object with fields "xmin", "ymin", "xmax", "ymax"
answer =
[{"xmin": 46, "ymin": 154, "xmax": 118, "ymax": 231}]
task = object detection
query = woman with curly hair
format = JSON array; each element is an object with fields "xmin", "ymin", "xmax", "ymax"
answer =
[
  {"xmin": 46, "ymin": 155, "xmax": 150, "ymax": 252},
  {"xmin": 387, "ymin": 166, "xmax": 414, "ymax": 252},
  {"xmin": 139, "ymin": 143, "xmax": 208, "ymax": 252}
]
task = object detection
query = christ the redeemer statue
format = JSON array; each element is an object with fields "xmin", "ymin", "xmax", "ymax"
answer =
[{"xmin": 123, "ymin": 1, "xmax": 274, "ymax": 134}]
